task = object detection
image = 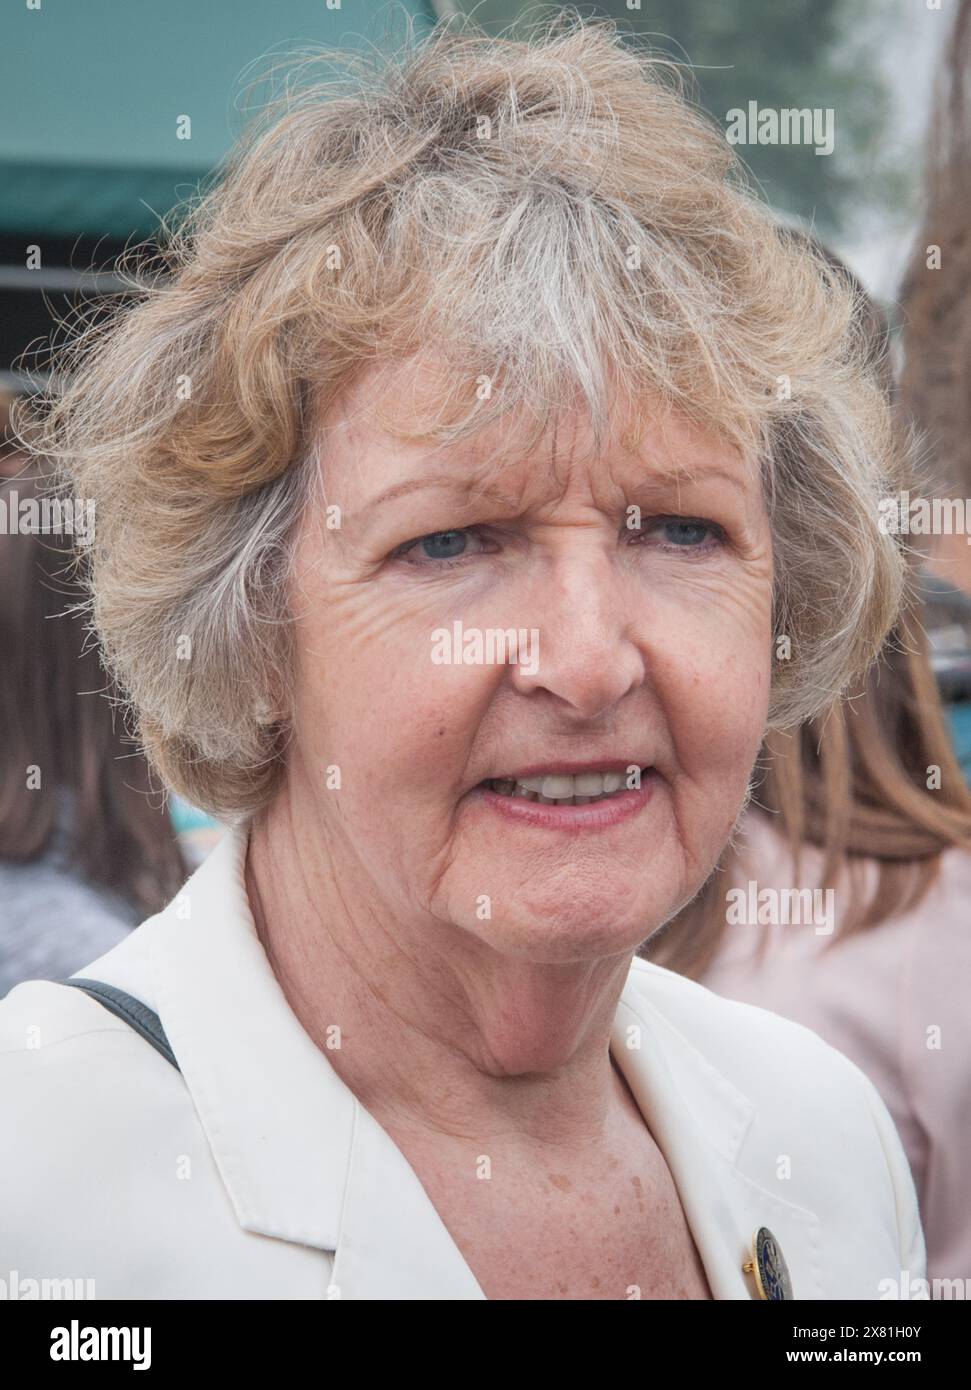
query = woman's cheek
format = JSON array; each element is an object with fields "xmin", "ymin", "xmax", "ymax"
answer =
[
  {"xmin": 655, "ymin": 620, "xmax": 770, "ymax": 766},
  {"xmin": 359, "ymin": 662, "xmax": 496, "ymax": 803}
]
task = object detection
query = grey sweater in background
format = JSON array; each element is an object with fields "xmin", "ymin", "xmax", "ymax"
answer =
[{"xmin": 0, "ymin": 821, "xmax": 140, "ymax": 999}]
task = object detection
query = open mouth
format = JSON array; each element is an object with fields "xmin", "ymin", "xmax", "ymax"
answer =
[{"xmin": 479, "ymin": 768, "xmax": 650, "ymax": 807}]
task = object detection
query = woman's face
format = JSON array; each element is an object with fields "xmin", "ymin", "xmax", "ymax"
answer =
[{"xmin": 284, "ymin": 357, "xmax": 774, "ymax": 962}]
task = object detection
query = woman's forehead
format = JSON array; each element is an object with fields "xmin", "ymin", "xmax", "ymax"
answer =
[{"xmin": 319, "ymin": 355, "xmax": 755, "ymax": 509}]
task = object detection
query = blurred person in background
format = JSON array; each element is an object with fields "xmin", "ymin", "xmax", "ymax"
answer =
[
  {"xmin": 0, "ymin": 18, "xmax": 926, "ymax": 1299},
  {"xmin": 644, "ymin": 605, "xmax": 971, "ymax": 1290},
  {"xmin": 643, "ymin": 251, "xmax": 971, "ymax": 1289},
  {"xmin": 0, "ymin": 388, "xmax": 188, "ymax": 997},
  {"xmin": 899, "ymin": 0, "xmax": 971, "ymax": 770}
]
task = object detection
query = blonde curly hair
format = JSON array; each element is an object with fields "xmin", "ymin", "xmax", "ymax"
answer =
[{"xmin": 18, "ymin": 10, "xmax": 909, "ymax": 819}]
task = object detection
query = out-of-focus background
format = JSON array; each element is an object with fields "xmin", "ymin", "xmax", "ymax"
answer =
[
  {"xmin": 4, "ymin": 0, "xmax": 971, "ymax": 1291},
  {"xmin": 0, "ymin": 0, "xmax": 947, "ymax": 401}
]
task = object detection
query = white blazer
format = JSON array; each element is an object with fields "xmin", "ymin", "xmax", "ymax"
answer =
[{"xmin": 0, "ymin": 826, "xmax": 925, "ymax": 1300}]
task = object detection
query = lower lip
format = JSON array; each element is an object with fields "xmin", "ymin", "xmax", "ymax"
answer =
[{"xmin": 471, "ymin": 773, "xmax": 657, "ymax": 832}]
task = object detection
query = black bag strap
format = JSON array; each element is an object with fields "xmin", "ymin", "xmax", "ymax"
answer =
[{"xmin": 58, "ymin": 977, "xmax": 181, "ymax": 1072}]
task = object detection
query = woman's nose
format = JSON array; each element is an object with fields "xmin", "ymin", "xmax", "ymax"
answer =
[{"xmin": 507, "ymin": 550, "xmax": 646, "ymax": 720}]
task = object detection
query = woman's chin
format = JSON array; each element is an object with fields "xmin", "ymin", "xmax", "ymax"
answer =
[{"xmin": 456, "ymin": 899, "xmax": 663, "ymax": 964}]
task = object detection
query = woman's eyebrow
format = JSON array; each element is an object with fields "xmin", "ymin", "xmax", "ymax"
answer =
[
  {"xmin": 636, "ymin": 464, "xmax": 752, "ymax": 496},
  {"xmin": 361, "ymin": 474, "xmax": 524, "ymax": 513},
  {"xmin": 347, "ymin": 460, "xmax": 751, "ymax": 531}
]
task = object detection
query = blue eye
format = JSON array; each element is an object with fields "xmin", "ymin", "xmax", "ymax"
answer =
[
  {"xmin": 631, "ymin": 516, "xmax": 723, "ymax": 552},
  {"xmin": 393, "ymin": 528, "xmax": 487, "ymax": 566},
  {"xmin": 417, "ymin": 530, "xmax": 467, "ymax": 559},
  {"xmin": 661, "ymin": 520, "xmax": 711, "ymax": 547}
]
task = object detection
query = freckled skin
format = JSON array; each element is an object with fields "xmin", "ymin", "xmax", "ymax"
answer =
[
  {"xmin": 273, "ymin": 360, "xmax": 773, "ymax": 1033},
  {"xmin": 246, "ymin": 353, "xmax": 772, "ymax": 1298}
]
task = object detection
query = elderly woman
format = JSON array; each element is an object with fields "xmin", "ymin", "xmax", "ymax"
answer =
[{"xmin": 0, "ymin": 17, "xmax": 923, "ymax": 1300}]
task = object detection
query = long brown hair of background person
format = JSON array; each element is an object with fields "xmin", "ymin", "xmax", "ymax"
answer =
[
  {"xmin": 0, "ymin": 389, "xmax": 186, "ymax": 916},
  {"xmin": 644, "ymin": 243, "xmax": 971, "ymax": 981},
  {"xmin": 644, "ymin": 607, "xmax": 971, "ymax": 979}
]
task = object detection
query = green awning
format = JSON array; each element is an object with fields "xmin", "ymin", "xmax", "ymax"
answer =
[{"xmin": 0, "ymin": 0, "xmax": 440, "ymax": 239}]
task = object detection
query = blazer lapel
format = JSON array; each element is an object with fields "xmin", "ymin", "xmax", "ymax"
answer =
[
  {"xmin": 329, "ymin": 1102, "xmax": 487, "ymax": 1300},
  {"xmin": 331, "ymin": 976, "xmax": 826, "ymax": 1300},
  {"xmin": 610, "ymin": 982, "xmax": 825, "ymax": 1300},
  {"xmin": 147, "ymin": 826, "xmax": 822, "ymax": 1299},
  {"xmin": 148, "ymin": 826, "xmax": 485, "ymax": 1298}
]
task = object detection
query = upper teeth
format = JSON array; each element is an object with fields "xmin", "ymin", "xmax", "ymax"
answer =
[{"xmin": 500, "ymin": 771, "xmax": 634, "ymax": 799}]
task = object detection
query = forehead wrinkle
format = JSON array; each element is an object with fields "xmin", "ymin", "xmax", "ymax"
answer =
[
  {"xmin": 341, "ymin": 448, "xmax": 753, "ymax": 532},
  {"xmin": 322, "ymin": 383, "xmax": 757, "ymax": 531},
  {"xmin": 366, "ymin": 474, "xmax": 525, "ymax": 512},
  {"xmin": 635, "ymin": 463, "xmax": 752, "ymax": 495},
  {"xmin": 341, "ymin": 416, "xmax": 571, "ymax": 519},
  {"xmin": 517, "ymin": 402, "xmax": 755, "ymax": 508}
]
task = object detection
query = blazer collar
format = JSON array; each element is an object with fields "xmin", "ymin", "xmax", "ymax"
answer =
[
  {"xmin": 609, "ymin": 992, "xmax": 824, "ymax": 1299},
  {"xmin": 146, "ymin": 825, "xmax": 822, "ymax": 1299}
]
